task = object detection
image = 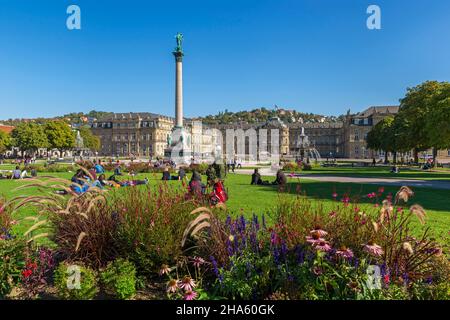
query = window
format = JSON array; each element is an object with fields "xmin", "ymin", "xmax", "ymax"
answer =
[
  {"xmin": 355, "ymin": 147, "xmax": 359, "ymax": 155},
  {"xmin": 354, "ymin": 131, "xmax": 359, "ymax": 141},
  {"xmin": 448, "ymin": 149, "xmax": 450, "ymax": 156}
]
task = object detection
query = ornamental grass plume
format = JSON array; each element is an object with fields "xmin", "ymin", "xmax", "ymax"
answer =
[
  {"xmin": 395, "ymin": 186, "xmax": 414, "ymax": 204},
  {"xmin": 379, "ymin": 200, "xmax": 393, "ymax": 224},
  {"xmin": 409, "ymin": 204, "xmax": 426, "ymax": 225},
  {"xmin": 402, "ymin": 242, "xmax": 414, "ymax": 255}
]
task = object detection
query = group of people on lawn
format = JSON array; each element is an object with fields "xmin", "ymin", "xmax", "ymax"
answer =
[
  {"xmin": 70, "ymin": 160, "xmax": 149, "ymax": 194},
  {"xmin": 0, "ymin": 165, "xmax": 37, "ymax": 180},
  {"xmin": 251, "ymin": 168, "xmax": 287, "ymax": 187}
]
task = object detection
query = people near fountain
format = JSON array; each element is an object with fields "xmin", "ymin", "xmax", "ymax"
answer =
[
  {"xmin": 372, "ymin": 158, "xmax": 376, "ymax": 167},
  {"xmin": 162, "ymin": 167, "xmax": 171, "ymax": 180},
  {"xmin": 272, "ymin": 169, "xmax": 287, "ymax": 187}
]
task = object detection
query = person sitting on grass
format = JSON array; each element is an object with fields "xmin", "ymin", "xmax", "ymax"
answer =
[
  {"xmin": 251, "ymin": 168, "xmax": 263, "ymax": 185},
  {"xmin": 94, "ymin": 159, "xmax": 105, "ymax": 174},
  {"xmin": 272, "ymin": 169, "xmax": 287, "ymax": 186},
  {"xmin": 70, "ymin": 169, "xmax": 91, "ymax": 194},
  {"xmin": 11, "ymin": 166, "xmax": 22, "ymax": 179},
  {"xmin": 107, "ymin": 173, "xmax": 148, "ymax": 187},
  {"xmin": 162, "ymin": 167, "xmax": 171, "ymax": 180},
  {"xmin": 210, "ymin": 178, "xmax": 228, "ymax": 205},
  {"xmin": 390, "ymin": 166, "xmax": 399, "ymax": 174},
  {"xmin": 178, "ymin": 167, "xmax": 186, "ymax": 181},
  {"xmin": 188, "ymin": 170, "xmax": 205, "ymax": 196},
  {"xmin": 114, "ymin": 161, "xmax": 123, "ymax": 176}
]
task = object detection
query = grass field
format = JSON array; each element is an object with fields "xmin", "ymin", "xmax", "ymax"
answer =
[
  {"xmin": 1, "ymin": 165, "xmax": 449, "ymax": 246},
  {"xmin": 284, "ymin": 165, "xmax": 450, "ymax": 181}
]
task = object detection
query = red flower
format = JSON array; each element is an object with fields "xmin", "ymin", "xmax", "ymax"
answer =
[
  {"xmin": 22, "ymin": 269, "xmax": 33, "ymax": 278},
  {"xmin": 383, "ymin": 274, "xmax": 390, "ymax": 284}
]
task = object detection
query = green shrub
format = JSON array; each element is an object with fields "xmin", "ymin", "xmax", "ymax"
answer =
[
  {"xmin": 54, "ymin": 262, "xmax": 98, "ymax": 300},
  {"xmin": 100, "ymin": 259, "xmax": 137, "ymax": 299},
  {"xmin": 282, "ymin": 162, "xmax": 299, "ymax": 171},
  {"xmin": 0, "ymin": 238, "xmax": 26, "ymax": 298}
]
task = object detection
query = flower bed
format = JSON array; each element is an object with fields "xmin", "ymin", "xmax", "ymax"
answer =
[{"xmin": 1, "ymin": 181, "xmax": 448, "ymax": 300}]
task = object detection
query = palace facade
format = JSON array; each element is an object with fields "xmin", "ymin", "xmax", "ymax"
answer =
[{"xmin": 91, "ymin": 106, "xmax": 450, "ymax": 162}]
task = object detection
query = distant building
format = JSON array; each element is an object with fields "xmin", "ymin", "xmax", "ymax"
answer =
[{"xmin": 90, "ymin": 106, "xmax": 450, "ymax": 162}]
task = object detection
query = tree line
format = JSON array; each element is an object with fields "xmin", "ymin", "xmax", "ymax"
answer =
[
  {"xmin": 0, "ymin": 120, "xmax": 100, "ymax": 157},
  {"xmin": 367, "ymin": 81, "xmax": 450, "ymax": 165}
]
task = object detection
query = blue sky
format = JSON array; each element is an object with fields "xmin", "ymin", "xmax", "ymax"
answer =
[{"xmin": 0, "ymin": 0, "xmax": 449, "ymax": 119}]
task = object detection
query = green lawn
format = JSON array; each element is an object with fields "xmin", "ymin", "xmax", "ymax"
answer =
[
  {"xmin": 1, "ymin": 168, "xmax": 449, "ymax": 246},
  {"xmin": 291, "ymin": 165, "xmax": 450, "ymax": 181}
]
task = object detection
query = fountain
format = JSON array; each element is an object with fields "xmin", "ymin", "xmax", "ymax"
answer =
[
  {"xmin": 73, "ymin": 130, "xmax": 89, "ymax": 159},
  {"xmin": 295, "ymin": 127, "xmax": 321, "ymax": 162}
]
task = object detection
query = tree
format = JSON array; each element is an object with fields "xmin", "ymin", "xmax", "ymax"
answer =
[
  {"xmin": 79, "ymin": 127, "xmax": 100, "ymax": 151},
  {"xmin": 367, "ymin": 116, "xmax": 396, "ymax": 163},
  {"xmin": 0, "ymin": 131, "xmax": 11, "ymax": 154},
  {"xmin": 44, "ymin": 120, "xmax": 76, "ymax": 156},
  {"xmin": 397, "ymin": 81, "xmax": 444, "ymax": 163},
  {"xmin": 11, "ymin": 122, "xmax": 48, "ymax": 156},
  {"xmin": 424, "ymin": 82, "xmax": 450, "ymax": 164}
]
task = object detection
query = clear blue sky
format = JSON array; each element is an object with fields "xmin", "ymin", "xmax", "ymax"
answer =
[{"xmin": 0, "ymin": 0, "xmax": 449, "ymax": 119}]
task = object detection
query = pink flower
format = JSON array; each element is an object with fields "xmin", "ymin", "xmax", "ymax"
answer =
[
  {"xmin": 184, "ymin": 290, "xmax": 198, "ymax": 300},
  {"xmin": 341, "ymin": 196, "xmax": 350, "ymax": 207},
  {"xmin": 159, "ymin": 264, "xmax": 171, "ymax": 276},
  {"xmin": 306, "ymin": 231, "xmax": 324, "ymax": 244},
  {"xmin": 332, "ymin": 192, "xmax": 338, "ymax": 199},
  {"xmin": 312, "ymin": 266, "xmax": 323, "ymax": 276},
  {"xmin": 367, "ymin": 192, "xmax": 376, "ymax": 199},
  {"xmin": 179, "ymin": 276, "xmax": 196, "ymax": 292},
  {"xmin": 363, "ymin": 242, "xmax": 384, "ymax": 257},
  {"xmin": 313, "ymin": 240, "xmax": 332, "ymax": 252},
  {"xmin": 166, "ymin": 279, "xmax": 179, "ymax": 293},
  {"xmin": 192, "ymin": 256, "xmax": 205, "ymax": 268},
  {"xmin": 310, "ymin": 226, "xmax": 328, "ymax": 237},
  {"xmin": 335, "ymin": 246, "xmax": 354, "ymax": 259}
]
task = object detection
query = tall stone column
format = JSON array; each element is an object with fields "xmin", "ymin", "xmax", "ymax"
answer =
[{"xmin": 174, "ymin": 51, "xmax": 183, "ymax": 128}]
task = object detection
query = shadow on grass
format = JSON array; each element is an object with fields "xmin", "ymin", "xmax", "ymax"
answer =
[{"xmin": 251, "ymin": 179, "xmax": 450, "ymax": 214}]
